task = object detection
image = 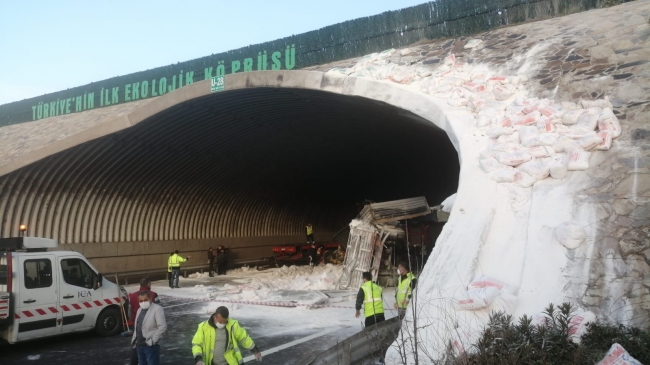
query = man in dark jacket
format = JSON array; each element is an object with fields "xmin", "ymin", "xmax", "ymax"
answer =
[
  {"xmin": 307, "ymin": 243, "xmax": 318, "ymax": 266},
  {"xmin": 217, "ymin": 247, "xmax": 228, "ymax": 275},
  {"xmin": 129, "ymin": 277, "xmax": 160, "ymax": 325},
  {"xmin": 207, "ymin": 247, "xmax": 216, "ymax": 277}
]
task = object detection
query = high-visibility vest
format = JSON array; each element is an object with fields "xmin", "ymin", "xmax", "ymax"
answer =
[
  {"xmin": 168, "ymin": 254, "xmax": 187, "ymax": 268},
  {"xmin": 191, "ymin": 318, "xmax": 255, "ymax": 365},
  {"xmin": 361, "ymin": 281, "xmax": 384, "ymax": 317},
  {"xmin": 306, "ymin": 226, "xmax": 313, "ymax": 235},
  {"xmin": 396, "ymin": 272, "xmax": 416, "ymax": 309}
]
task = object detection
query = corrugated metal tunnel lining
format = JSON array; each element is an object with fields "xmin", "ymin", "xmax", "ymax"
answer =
[{"xmin": 0, "ymin": 87, "xmax": 459, "ymax": 247}]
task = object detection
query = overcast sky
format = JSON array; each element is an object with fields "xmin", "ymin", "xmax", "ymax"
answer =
[{"xmin": 0, "ymin": 0, "xmax": 429, "ymax": 105}]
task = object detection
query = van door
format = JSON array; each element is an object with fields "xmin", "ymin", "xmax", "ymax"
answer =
[
  {"xmin": 58, "ymin": 257, "xmax": 99, "ymax": 333},
  {"xmin": 16, "ymin": 254, "xmax": 58, "ymax": 341}
]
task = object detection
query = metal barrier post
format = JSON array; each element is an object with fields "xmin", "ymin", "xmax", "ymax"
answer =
[{"xmin": 342, "ymin": 342, "xmax": 351, "ymax": 364}]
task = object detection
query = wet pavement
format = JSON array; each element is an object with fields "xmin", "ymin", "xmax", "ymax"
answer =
[{"xmin": 0, "ymin": 295, "xmax": 365, "ymax": 365}]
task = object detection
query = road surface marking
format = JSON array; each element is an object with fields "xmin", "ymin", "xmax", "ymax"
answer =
[{"xmin": 242, "ymin": 326, "xmax": 345, "ymax": 363}]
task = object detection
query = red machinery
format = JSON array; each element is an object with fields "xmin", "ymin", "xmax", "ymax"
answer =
[{"xmin": 272, "ymin": 242, "xmax": 340, "ymax": 266}]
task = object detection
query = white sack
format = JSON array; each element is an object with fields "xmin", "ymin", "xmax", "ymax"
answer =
[
  {"xmin": 572, "ymin": 112, "xmax": 599, "ymax": 133},
  {"xmin": 567, "ymin": 150, "xmax": 591, "ymax": 170},
  {"xmin": 463, "ymin": 82, "xmax": 486, "ymax": 93},
  {"xmin": 468, "ymin": 98, "xmax": 486, "ymax": 112},
  {"xmin": 453, "ymin": 287, "xmax": 501, "ymax": 311},
  {"xmin": 537, "ymin": 133, "xmax": 559, "ymax": 146},
  {"xmin": 493, "ymin": 84, "xmax": 517, "ymax": 101},
  {"xmin": 514, "ymin": 110, "xmax": 541, "ymax": 126},
  {"xmin": 581, "ymin": 98, "xmax": 612, "ymax": 109},
  {"xmin": 562, "ymin": 109, "xmax": 584, "ymax": 125},
  {"xmin": 495, "ymin": 116, "xmax": 514, "ymax": 128},
  {"xmin": 518, "ymin": 160, "xmax": 550, "ymax": 180},
  {"xmin": 553, "ymin": 136, "xmax": 583, "ymax": 153},
  {"xmin": 598, "ymin": 107, "xmax": 622, "ymax": 138},
  {"xmin": 568, "ymin": 311, "xmax": 596, "ymax": 343},
  {"xmin": 537, "ymin": 117, "xmax": 557, "ymax": 133},
  {"xmin": 514, "ymin": 170, "xmax": 537, "ymax": 188},
  {"xmin": 480, "ymin": 158, "xmax": 509, "ymax": 173},
  {"xmin": 554, "ymin": 222, "xmax": 586, "ymax": 249},
  {"xmin": 468, "ymin": 275, "xmax": 507, "ymax": 291},
  {"xmin": 560, "ymin": 101, "xmax": 581, "ymax": 110},
  {"xmin": 597, "ymin": 131, "xmax": 613, "ymax": 151},
  {"xmin": 489, "ymin": 169, "xmax": 517, "ymax": 183},
  {"xmin": 527, "ymin": 146, "xmax": 555, "ymax": 158},
  {"xmin": 485, "ymin": 142, "xmax": 522, "ymax": 154},
  {"xmin": 596, "ymin": 343, "xmax": 643, "ymax": 365},
  {"xmin": 448, "ymin": 98, "xmax": 468, "ymax": 107},
  {"xmin": 539, "ymin": 105, "xmax": 558, "ymax": 117},
  {"xmin": 496, "ymin": 151, "xmax": 532, "ymax": 166},
  {"xmin": 477, "ymin": 114, "xmax": 493, "ymax": 127},
  {"xmin": 440, "ymin": 193, "xmax": 457, "ymax": 213},
  {"xmin": 577, "ymin": 133, "xmax": 604, "ymax": 150},
  {"xmin": 496, "ymin": 131, "xmax": 521, "ymax": 144},
  {"xmin": 550, "ymin": 156, "xmax": 568, "ymax": 179},
  {"xmin": 519, "ymin": 126, "xmax": 539, "ymax": 145},
  {"xmin": 486, "ymin": 127, "xmax": 513, "ymax": 139}
]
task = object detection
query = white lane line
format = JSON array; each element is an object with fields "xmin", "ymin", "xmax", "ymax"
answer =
[
  {"xmin": 161, "ymin": 298, "xmax": 346, "ymax": 362},
  {"xmin": 242, "ymin": 326, "xmax": 344, "ymax": 363}
]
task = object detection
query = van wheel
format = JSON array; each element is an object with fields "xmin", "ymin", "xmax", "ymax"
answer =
[{"xmin": 95, "ymin": 308, "xmax": 122, "ymax": 337}]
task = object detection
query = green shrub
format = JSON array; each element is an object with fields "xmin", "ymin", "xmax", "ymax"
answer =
[
  {"xmin": 581, "ymin": 322, "xmax": 650, "ymax": 364},
  {"xmin": 451, "ymin": 302, "xmax": 649, "ymax": 365}
]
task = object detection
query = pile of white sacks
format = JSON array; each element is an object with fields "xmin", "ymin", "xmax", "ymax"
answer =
[
  {"xmin": 189, "ymin": 265, "xmax": 342, "ymax": 306},
  {"xmin": 327, "ymin": 47, "xmax": 621, "ymax": 187},
  {"xmin": 266, "ymin": 264, "xmax": 343, "ymax": 291}
]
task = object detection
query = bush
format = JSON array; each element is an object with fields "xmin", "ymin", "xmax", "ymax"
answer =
[
  {"xmin": 581, "ymin": 322, "xmax": 650, "ymax": 364},
  {"xmin": 452, "ymin": 303, "xmax": 649, "ymax": 365}
]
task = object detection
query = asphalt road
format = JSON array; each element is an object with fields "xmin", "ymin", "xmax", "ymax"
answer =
[{"xmin": 0, "ymin": 296, "xmax": 360, "ymax": 365}]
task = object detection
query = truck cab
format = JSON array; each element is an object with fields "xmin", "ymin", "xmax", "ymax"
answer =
[{"xmin": 0, "ymin": 237, "xmax": 128, "ymax": 344}]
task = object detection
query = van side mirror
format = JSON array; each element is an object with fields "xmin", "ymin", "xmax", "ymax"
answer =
[{"xmin": 94, "ymin": 273, "xmax": 103, "ymax": 290}]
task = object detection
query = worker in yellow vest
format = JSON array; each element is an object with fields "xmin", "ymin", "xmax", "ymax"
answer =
[
  {"xmin": 394, "ymin": 261, "xmax": 417, "ymax": 319},
  {"xmin": 167, "ymin": 252, "xmax": 174, "ymax": 288},
  {"xmin": 355, "ymin": 271, "xmax": 385, "ymax": 328},
  {"xmin": 306, "ymin": 223, "xmax": 314, "ymax": 244},
  {"xmin": 192, "ymin": 306, "xmax": 262, "ymax": 365},
  {"xmin": 168, "ymin": 250, "xmax": 190, "ymax": 289}
]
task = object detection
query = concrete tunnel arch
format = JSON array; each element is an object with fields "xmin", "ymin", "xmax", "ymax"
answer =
[{"xmin": 0, "ymin": 70, "xmax": 463, "ymax": 272}]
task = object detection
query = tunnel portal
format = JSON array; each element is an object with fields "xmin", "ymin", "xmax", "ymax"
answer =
[{"xmin": 0, "ymin": 86, "xmax": 459, "ymax": 272}]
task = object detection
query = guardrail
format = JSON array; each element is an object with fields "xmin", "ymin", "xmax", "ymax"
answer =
[{"xmin": 308, "ymin": 317, "xmax": 400, "ymax": 365}]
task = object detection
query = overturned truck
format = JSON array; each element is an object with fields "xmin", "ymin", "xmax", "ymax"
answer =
[{"xmin": 336, "ymin": 197, "xmax": 440, "ymax": 290}]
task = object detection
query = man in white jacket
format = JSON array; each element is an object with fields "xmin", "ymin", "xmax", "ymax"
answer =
[{"xmin": 131, "ymin": 290, "xmax": 167, "ymax": 365}]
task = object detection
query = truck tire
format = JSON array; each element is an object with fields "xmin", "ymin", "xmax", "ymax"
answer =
[{"xmin": 95, "ymin": 307, "xmax": 122, "ymax": 337}]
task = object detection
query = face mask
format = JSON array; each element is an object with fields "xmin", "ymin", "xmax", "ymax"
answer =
[
  {"xmin": 216, "ymin": 322, "xmax": 226, "ymax": 329},
  {"xmin": 140, "ymin": 301, "xmax": 151, "ymax": 310},
  {"xmin": 397, "ymin": 269, "xmax": 401, "ymax": 275}
]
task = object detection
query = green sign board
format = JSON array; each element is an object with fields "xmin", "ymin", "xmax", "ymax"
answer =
[{"xmin": 211, "ymin": 76, "xmax": 225, "ymax": 92}]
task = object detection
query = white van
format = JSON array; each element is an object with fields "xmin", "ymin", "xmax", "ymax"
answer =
[{"xmin": 0, "ymin": 236, "xmax": 129, "ymax": 344}]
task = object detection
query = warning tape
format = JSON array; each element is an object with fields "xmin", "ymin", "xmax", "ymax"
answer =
[
  {"xmin": 159, "ymin": 294, "xmax": 355, "ymax": 309},
  {"xmin": 11, "ymin": 296, "xmax": 126, "ymax": 319},
  {"xmin": 158, "ymin": 294, "xmax": 394, "ymax": 310}
]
